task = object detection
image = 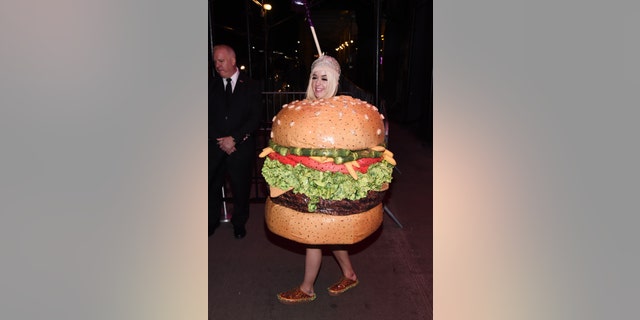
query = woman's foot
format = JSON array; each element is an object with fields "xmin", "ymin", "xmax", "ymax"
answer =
[
  {"xmin": 327, "ymin": 277, "xmax": 359, "ymax": 296},
  {"xmin": 277, "ymin": 287, "xmax": 316, "ymax": 304}
]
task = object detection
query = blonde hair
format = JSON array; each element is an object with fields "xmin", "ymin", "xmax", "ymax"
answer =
[{"xmin": 305, "ymin": 55, "xmax": 341, "ymax": 99}]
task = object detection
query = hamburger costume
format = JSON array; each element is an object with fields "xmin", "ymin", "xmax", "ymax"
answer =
[{"xmin": 259, "ymin": 95, "xmax": 396, "ymax": 244}]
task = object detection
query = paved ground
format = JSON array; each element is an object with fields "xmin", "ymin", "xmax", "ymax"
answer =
[{"xmin": 209, "ymin": 122, "xmax": 432, "ymax": 320}]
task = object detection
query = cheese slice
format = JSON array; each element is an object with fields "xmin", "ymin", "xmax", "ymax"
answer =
[
  {"xmin": 269, "ymin": 185, "xmax": 293, "ymax": 198},
  {"xmin": 309, "ymin": 156, "xmax": 334, "ymax": 163},
  {"xmin": 258, "ymin": 147, "xmax": 274, "ymax": 158},
  {"xmin": 344, "ymin": 162, "xmax": 358, "ymax": 180}
]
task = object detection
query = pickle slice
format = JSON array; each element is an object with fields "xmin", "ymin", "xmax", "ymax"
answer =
[{"xmin": 268, "ymin": 140, "xmax": 385, "ymax": 160}]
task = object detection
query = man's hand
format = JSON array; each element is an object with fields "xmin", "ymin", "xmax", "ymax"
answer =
[{"xmin": 217, "ymin": 136, "xmax": 236, "ymax": 155}]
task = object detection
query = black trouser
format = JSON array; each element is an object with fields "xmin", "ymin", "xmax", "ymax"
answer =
[{"xmin": 209, "ymin": 138, "xmax": 255, "ymax": 230}]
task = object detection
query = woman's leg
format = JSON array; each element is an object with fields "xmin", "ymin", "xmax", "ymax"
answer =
[
  {"xmin": 327, "ymin": 249, "xmax": 359, "ymax": 295},
  {"xmin": 332, "ymin": 249, "xmax": 357, "ymax": 280},
  {"xmin": 300, "ymin": 247, "xmax": 323, "ymax": 295},
  {"xmin": 276, "ymin": 247, "xmax": 321, "ymax": 303}
]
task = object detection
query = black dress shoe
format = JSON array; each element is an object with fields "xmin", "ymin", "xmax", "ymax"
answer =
[{"xmin": 233, "ymin": 226, "xmax": 246, "ymax": 239}]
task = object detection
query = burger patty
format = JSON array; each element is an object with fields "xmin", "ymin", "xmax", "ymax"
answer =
[{"xmin": 270, "ymin": 190, "xmax": 386, "ymax": 215}]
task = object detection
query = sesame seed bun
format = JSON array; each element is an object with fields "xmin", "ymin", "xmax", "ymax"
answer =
[
  {"xmin": 265, "ymin": 198, "xmax": 383, "ymax": 245},
  {"xmin": 271, "ymin": 95, "xmax": 386, "ymax": 149}
]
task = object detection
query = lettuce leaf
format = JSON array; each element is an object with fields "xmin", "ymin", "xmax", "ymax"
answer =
[{"xmin": 261, "ymin": 158, "xmax": 394, "ymax": 211}]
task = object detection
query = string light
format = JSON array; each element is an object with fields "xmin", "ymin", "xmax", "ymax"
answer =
[{"xmin": 335, "ymin": 40, "xmax": 355, "ymax": 52}]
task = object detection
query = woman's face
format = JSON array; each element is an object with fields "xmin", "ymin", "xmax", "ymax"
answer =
[{"xmin": 310, "ymin": 67, "xmax": 333, "ymax": 99}]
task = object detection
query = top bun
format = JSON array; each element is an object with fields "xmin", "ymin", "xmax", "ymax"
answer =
[{"xmin": 271, "ymin": 95, "xmax": 386, "ymax": 149}]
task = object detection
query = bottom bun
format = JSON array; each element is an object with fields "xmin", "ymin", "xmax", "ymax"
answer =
[{"xmin": 265, "ymin": 198, "xmax": 383, "ymax": 245}]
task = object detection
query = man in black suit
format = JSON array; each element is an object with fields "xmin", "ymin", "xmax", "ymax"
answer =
[{"xmin": 209, "ymin": 44, "xmax": 262, "ymax": 239}]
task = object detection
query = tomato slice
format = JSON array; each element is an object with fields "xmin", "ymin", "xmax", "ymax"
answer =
[
  {"xmin": 267, "ymin": 152, "xmax": 382, "ymax": 174},
  {"xmin": 267, "ymin": 152, "xmax": 298, "ymax": 166}
]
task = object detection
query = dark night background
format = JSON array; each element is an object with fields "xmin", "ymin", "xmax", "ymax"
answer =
[{"xmin": 209, "ymin": 0, "xmax": 431, "ymax": 147}]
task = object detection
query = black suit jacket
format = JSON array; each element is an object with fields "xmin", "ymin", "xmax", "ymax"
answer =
[{"xmin": 209, "ymin": 72, "xmax": 262, "ymax": 146}]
